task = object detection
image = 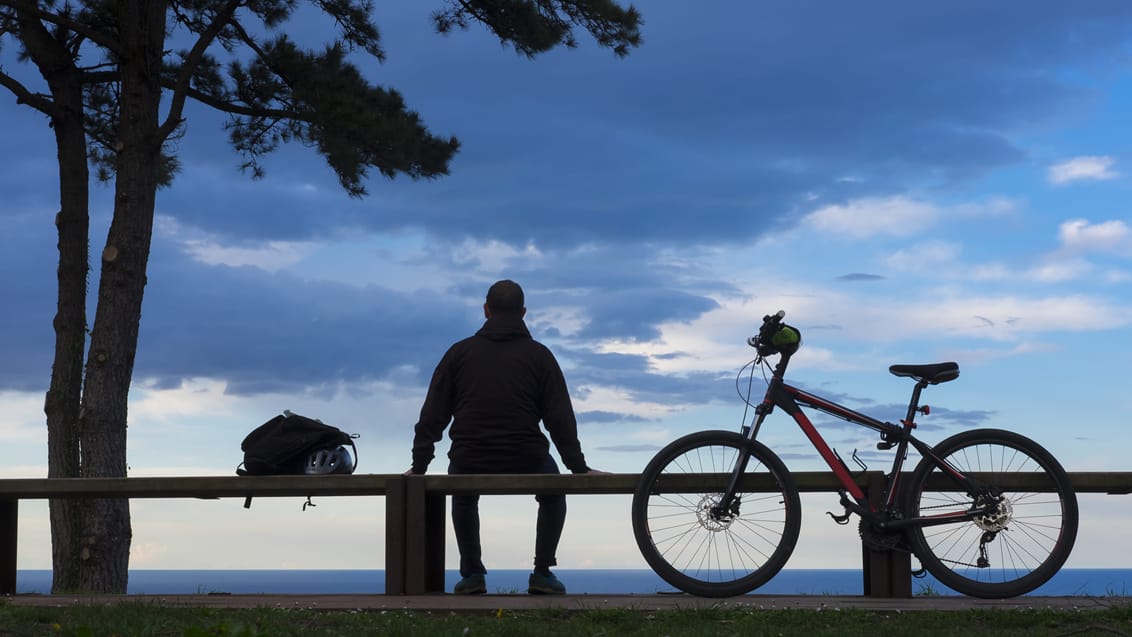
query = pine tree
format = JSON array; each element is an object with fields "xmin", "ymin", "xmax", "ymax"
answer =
[{"xmin": 0, "ymin": 0, "xmax": 641, "ymax": 593}]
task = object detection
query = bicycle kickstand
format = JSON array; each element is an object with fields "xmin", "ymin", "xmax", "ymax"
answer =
[{"xmin": 826, "ymin": 509, "xmax": 852, "ymax": 525}]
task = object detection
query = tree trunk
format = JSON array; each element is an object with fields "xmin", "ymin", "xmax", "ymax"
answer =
[
  {"xmin": 72, "ymin": 0, "xmax": 168, "ymax": 593},
  {"xmin": 13, "ymin": 5, "xmax": 94, "ymax": 594},
  {"xmin": 44, "ymin": 75, "xmax": 91, "ymax": 594}
]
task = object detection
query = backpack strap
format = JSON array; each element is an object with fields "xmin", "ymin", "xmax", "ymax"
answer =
[{"xmin": 347, "ymin": 434, "xmax": 360, "ymax": 473}]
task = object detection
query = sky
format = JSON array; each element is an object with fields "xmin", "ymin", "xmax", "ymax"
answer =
[{"xmin": 2, "ymin": 1, "xmax": 1132, "ymax": 578}]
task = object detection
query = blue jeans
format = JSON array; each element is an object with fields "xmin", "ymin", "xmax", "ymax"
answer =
[{"xmin": 448, "ymin": 455, "xmax": 567, "ymax": 577}]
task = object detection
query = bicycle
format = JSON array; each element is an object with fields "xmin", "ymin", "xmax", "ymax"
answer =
[{"xmin": 631, "ymin": 311, "xmax": 1078, "ymax": 598}]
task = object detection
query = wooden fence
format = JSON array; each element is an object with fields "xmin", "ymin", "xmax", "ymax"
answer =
[{"xmin": 1, "ymin": 472, "xmax": 1129, "ymax": 598}]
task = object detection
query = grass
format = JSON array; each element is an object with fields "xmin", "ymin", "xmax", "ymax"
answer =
[
  {"xmin": 915, "ymin": 581, "xmax": 943, "ymax": 597},
  {"xmin": 3, "ymin": 600, "xmax": 1132, "ymax": 637}
]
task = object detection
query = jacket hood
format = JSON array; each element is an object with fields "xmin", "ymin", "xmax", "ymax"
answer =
[{"xmin": 476, "ymin": 314, "xmax": 531, "ymax": 342}]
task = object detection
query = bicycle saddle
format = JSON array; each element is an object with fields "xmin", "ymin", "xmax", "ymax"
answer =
[{"xmin": 888, "ymin": 362, "xmax": 959, "ymax": 384}]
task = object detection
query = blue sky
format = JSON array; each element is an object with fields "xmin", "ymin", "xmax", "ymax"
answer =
[{"xmin": 2, "ymin": 1, "xmax": 1131, "ymax": 576}]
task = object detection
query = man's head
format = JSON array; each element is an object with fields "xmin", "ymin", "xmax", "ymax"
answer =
[{"xmin": 485, "ymin": 279, "xmax": 525, "ymax": 318}]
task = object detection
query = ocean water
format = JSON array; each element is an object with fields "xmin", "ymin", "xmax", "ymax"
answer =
[{"xmin": 14, "ymin": 569, "xmax": 1132, "ymax": 597}]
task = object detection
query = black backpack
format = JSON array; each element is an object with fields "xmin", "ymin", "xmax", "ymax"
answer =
[{"xmin": 236, "ymin": 410, "xmax": 358, "ymax": 477}]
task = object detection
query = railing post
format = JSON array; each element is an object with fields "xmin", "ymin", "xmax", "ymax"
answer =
[
  {"xmin": 0, "ymin": 499, "xmax": 16, "ymax": 595},
  {"xmin": 384, "ymin": 476, "xmax": 406, "ymax": 595},
  {"xmin": 424, "ymin": 488, "xmax": 446, "ymax": 593},
  {"xmin": 403, "ymin": 477, "xmax": 446, "ymax": 594},
  {"xmin": 861, "ymin": 472, "xmax": 911, "ymax": 598}
]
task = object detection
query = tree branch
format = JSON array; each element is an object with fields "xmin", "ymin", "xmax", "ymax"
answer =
[
  {"xmin": 158, "ymin": 0, "xmax": 242, "ymax": 139},
  {"xmin": 169, "ymin": 81, "xmax": 299, "ymax": 121},
  {"xmin": 310, "ymin": 0, "xmax": 383, "ymax": 59},
  {"xmin": 0, "ymin": 0, "xmax": 121, "ymax": 55},
  {"xmin": 227, "ymin": 15, "xmax": 269, "ymax": 60},
  {"xmin": 0, "ymin": 68, "xmax": 53, "ymax": 114},
  {"xmin": 6, "ymin": 2, "xmax": 76, "ymax": 116}
]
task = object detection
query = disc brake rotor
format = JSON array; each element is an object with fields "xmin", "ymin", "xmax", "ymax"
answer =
[
  {"xmin": 696, "ymin": 493, "xmax": 736, "ymax": 532},
  {"xmin": 974, "ymin": 497, "xmax": 1013, "ymax": 532}
]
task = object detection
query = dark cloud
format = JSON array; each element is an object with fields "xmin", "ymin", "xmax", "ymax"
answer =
[
  {"xmin": 577, "ymin": 289, "xmax": 719, "ymax": 340},
  {"xmin": 577, "ymin": 411, "xmax": 650, "ymax": 424},
  {"xmin": 563, "ymin": 350, "xmax": 730, "ymax": 408},
  {"xmin": 8, "ymin": 3, "xmax": 1132, "ymax": 256},
  {"xmin": 927, "ymin": 406, "xmax": 997, "ymax": 429},
  {"xmin": 838, "ymin": 273, "xmax": 886, "ymax": 282},
  {"xmin": 115, "ymin": 237, "xmax": 729, "ymax": 397},
  {"xmin": 134, "ymin": 241, "xmax": 476, "ymax": 395},
  {"xmin": 38, "ymin": 1, "xmax": 1127, "ymax": 250},
  {"xmin": 4, "ymin": 1, "xmax": 1131, "ymax": 404},
  {"xmin": 0, "ymin": 214, "xmax": 60, "ymax": 392},
  {"xmin": 0, "ymin": 154, "xmax": 60, "ymax": 215},
  {"xmin": 0, "ymin": 217, "xmax": 733, "ymax": 396}
]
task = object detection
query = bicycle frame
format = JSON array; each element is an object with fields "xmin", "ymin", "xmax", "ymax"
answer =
[{"xmin": 724, "ymin": 352, "xmax": 991, "ymax": 531}]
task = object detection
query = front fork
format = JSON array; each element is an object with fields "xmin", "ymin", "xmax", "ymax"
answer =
[
  {"xmin": 712, "ymin": 438, "xmax": 754, "ymax": 519},
  {"xmin": 711, "ymin": 403, "xmax": 771, "ymax": 518}
]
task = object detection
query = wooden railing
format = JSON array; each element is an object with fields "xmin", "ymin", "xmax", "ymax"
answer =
[{"xmin": 2, "ymin": 472, "xmax": 1129, "ymax": 598}]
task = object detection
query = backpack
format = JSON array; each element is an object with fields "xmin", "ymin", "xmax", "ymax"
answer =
[{"xmin": 236, "ymin": 410, "xmax": 359, "ymax": 477}]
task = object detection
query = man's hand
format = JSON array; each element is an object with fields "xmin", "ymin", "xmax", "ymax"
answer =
[{"xmin": 404, "ymin": 468, "xmax": 422, "ymax": 476}]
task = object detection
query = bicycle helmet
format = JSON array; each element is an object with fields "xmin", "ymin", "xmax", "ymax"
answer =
[
  {"xmin": 757, "ymin": 324, "xmax": 802, "ymax": 356},
  {"xmin": 302, "ymin": 446, "xmax": 355, "ymax": 475}
]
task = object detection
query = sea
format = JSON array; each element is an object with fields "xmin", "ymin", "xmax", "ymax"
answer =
[{"xmin": 13, "ymin": 569, "xmax": 1132, "ymax": 597}]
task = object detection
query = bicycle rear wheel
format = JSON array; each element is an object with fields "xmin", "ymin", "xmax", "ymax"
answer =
[
  {"xmin": 904, "ymin": 428, "xmax": 1078, "ymax": 598},
  {"xmin": 631, "ymin": 430, "xmax": 801, "ymax": 597}
]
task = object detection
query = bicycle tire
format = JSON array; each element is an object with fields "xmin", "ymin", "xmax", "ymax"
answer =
[
  {"xmin": 631, "ymin": 430, "xmax": 801, "ymax": 597},
  {"xmin": 904, "ymin": 428, "xmax": 1078, "ymax": 598}
]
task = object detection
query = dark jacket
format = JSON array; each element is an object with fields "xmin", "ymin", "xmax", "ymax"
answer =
[{"xmin": 410, "ymin": 314, "xmax": 589, "ymax": 474}]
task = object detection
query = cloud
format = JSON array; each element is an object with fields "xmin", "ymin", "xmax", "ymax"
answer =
[
  {"xmin": 135, "ymin": 244, "xmax": 475, "ymax": 395},
  {"xmin": 885, "ymin": 241, "xmax": 962, "ymax": 273},
  {"xmin": 3, "ymin": 6, "xmax": 1132, "ymax": 414},
  {"xmin": 1024, "ymin": 258, "xmax": 1094, "ymax": 283},
  {"xmin": 0, "ymin": 214, "xmax": 62, "ymax": 391},
  {"xmin": 161, "ymin": 215, "xmax": 317, "ymax": 272},
  {"xmin": 1048, "ymin": 156, "xmax": 1120, "ymax": 185},
  {"xmin": 802, "ymin": 197, "xmax": 941, "ymax": 239},
  {"xmin": 126, "ymin": 233, "xmax": 737, "ymax": 402},
  {"xmin": 836, "ymin": 273, "xmax": 885, "ymax": 282},
  {"xmin": 595, "ymin": 444, "xmax": 662, "ymax": 453},
  {"xmin": 1057, "ymin": 219, "xmax": 1132, "ymax": 256},
  {"xmin": 577, "ymin": 410, "xmax": 650, "ymax": 424},
  {"xmin": 43, "ymin": 2, "xmax": 1119, "ymax": 253},
  {"xmin": 801, "ymin": 197, "xmax": 1020, "ymax": 242}
]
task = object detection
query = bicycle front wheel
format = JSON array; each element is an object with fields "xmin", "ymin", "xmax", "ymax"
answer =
[
  {"xmin": 631, "ymin": 430, "xmax": 801, "ymax": 597},
  {"xmin": 904, "ymin": 428, "xmax": 1078, "ymax": 598}
]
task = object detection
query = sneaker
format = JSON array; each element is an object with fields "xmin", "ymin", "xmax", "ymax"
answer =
[
  {"xmin": 527, "ymin": 571, "xmax": 566, "ymax": 595},
  {"xmin": 454, "ymin": 574, "xmax": 486, "ymax": 595}
]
